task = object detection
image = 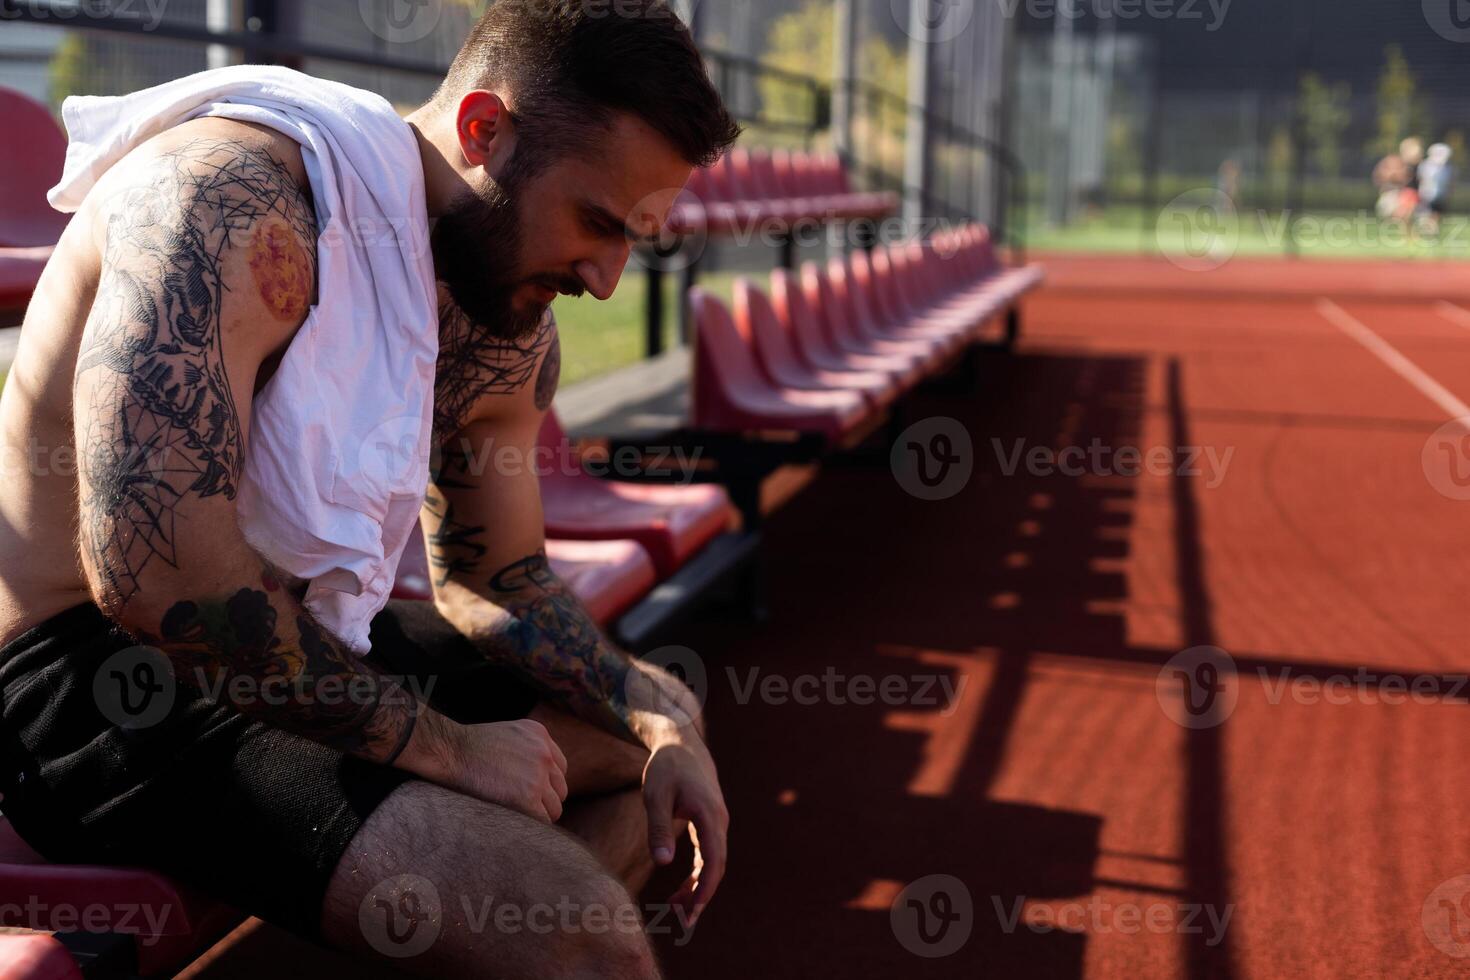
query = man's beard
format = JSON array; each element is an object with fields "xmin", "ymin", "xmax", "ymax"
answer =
[{"xmin": 430, "ymin": 151, "xmax": 546, "ymax": 342}]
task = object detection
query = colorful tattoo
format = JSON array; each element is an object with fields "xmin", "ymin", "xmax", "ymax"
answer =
[{"xmin": 156, "ymin": 589, "xmax": 417, "ymax": 762}]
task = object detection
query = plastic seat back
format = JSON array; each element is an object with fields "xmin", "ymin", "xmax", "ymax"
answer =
[
  {"xmin": 771, "ymin": 266, "xmax": 831, "ymax": 368},
  {"xmin": 704, "ymin": 154, "xmax": 739, "ymax": 204},
  {"xmin": 770, "ymin": 148, "xmax": 800, "ymax": 198},
  {"xmin": 828, "ymin": 254, "xmax": 881, "ymax": 344},
  {"xmin": 691, "ymin": 287, "xmax": 771, "ymax": 423},
  {"xmin": 735, "ymin": 276, "xmax": 808, "ymax": 389},
  {"xmin": 725, "ymin": 148, "xmax": 761, "ymax": 201},
  {"xmin": 867, "ymin": 247, "xmax": 910, "ymax": 325},
  {"xmin": 0, "ymin": 88, "xmax": 69, "ymax": 248},
  {"xmin": 845, "ymin": 249, "xmax": 894, "ymax": 332},
  {"xmin": 746, "ymin": 148, "xmax": 784, "ymax": 200}
]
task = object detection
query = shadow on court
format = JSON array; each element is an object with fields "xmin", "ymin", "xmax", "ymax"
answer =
[{"xmin": 648, "ymin": 348, "xmax": 1238, "ymax": 979}]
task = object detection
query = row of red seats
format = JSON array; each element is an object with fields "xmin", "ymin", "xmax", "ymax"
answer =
[
  {"xmin": 692, "ymin": 224, "xmax": 1044, "ymax": 443},
  {"xmin": 0, "ymin": 89, "xmax": 69, "ymax": 311},
  {"xmin": 670, "ymin": 147, "xmax": 899, "ymax": 236}
]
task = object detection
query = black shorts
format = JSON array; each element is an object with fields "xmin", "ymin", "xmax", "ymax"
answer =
[{"xmin": 0, "ymin": 600, "xmax": 540, "ymax": 938}]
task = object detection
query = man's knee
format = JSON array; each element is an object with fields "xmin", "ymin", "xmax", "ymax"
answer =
[{"xmin": 544, "ymin": 867, "xmax": 660, "ymax": 979}]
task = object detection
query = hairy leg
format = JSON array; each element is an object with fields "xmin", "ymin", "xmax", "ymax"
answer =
[{"xmin": 321, "ymin": 781, "xmax": 660, "ymax": 980}]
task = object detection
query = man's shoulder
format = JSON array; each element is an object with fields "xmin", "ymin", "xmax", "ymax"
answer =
[
  {"xmin": 87, "ymin": 116, "xmax": 320, "ymax": 349},
  {"xmin": 434, "ymin": 302, "xmax": 561, "ymax": 440}
]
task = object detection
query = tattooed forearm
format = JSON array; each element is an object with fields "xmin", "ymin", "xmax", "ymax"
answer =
[
  {"xmin": 75, "ymin": 138, "xmax": 317, "ymax": 614},
  {"xmin": 151, "ymin": 578, "xmax": 417, "ymax": 762},
  {"xmin": 478, "ymin": 551, "xmax": 634, "ymax": 736},
  {"xmin": 423, "ymin": 486, "xmax": 487, "ymax": 587}
]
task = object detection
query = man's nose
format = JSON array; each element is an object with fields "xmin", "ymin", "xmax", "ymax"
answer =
[{"xmin": 573, "ymin": 241, "xmax": 630, "ymax": 302}]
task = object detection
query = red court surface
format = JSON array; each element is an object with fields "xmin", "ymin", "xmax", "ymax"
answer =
[{"xmin": 184, "ymin": 257, "xmax": 1470, "ymax": 978}]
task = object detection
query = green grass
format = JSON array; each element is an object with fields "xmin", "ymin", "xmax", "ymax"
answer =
[
  {"xmin": 1020, "ymin": 205, "xmax": 1470, "ymax": 261},
  {"xmin": 554, "ymin": 269, "xmax": 739, "ymax": 387}
]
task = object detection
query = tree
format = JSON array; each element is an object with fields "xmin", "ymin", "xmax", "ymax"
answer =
[
  {"xmin": 1369, "ymin": 44, "xmax": 1433, "ymax": 160},
  {"xmin": 759, "ymin": 0, "xmax": 907, "ymax": 147},
  {"xmin": 1298, "ymin": 72, "xmax": 1352, "ymax": 179}
]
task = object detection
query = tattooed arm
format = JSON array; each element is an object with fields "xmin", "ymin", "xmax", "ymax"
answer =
[
  {"xmin": 427, "ymin": 302, "xmax": 701, "ymax": 747},
  {"xmin": 427, "ymin": 301, "xmax": 727, "ymax": 917},
  {"xmin": 71, "ymin": 130, "xmax": 568, "ymax": 819}
]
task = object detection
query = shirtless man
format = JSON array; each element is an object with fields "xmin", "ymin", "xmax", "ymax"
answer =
[{"xmin": 0, "ymin": 2, "xmax": 739, "ymax": 976}]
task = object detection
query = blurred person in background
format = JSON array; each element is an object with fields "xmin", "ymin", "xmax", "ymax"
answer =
[
  {"xmin": 1395, "ymin": 137, "xmax": 1425, "ymax": 225},
  {"xmin": 1417, "ymin": 143, "xmax": 1454, "ymax": 238},
  {"xmin": 1373, "ymin": 148, "xmax": 1409, "ymax": 222}
]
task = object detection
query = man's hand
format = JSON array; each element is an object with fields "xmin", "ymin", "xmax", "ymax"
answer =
[
  {"xmin": 642, "ymin": 736, "xmax": 728, "ymax": 925},
  {"xmin": 408, "ymin": 717, "xmax": 570, "ymax": 822}
]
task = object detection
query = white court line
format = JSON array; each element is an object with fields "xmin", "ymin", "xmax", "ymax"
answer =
[
  {"xmin": 1316, "ymin": 298, "xmax": 1470, "ymax": 420},
  {"xmin": 1434, "ymin": 301, "xmax": 1470, "ymax": 332}
]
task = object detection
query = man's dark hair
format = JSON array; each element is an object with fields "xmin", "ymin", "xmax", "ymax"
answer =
[{"xmin": 435, "ymin": 0, "xmax": 741, "ymax": 169}]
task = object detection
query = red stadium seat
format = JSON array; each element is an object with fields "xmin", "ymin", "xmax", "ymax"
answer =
[
  {"xmin": 690, "ymin": 287, "xmax": 869, "ymax": 442},
  {"xmin": 0, "ymin": 247, "xmax": 53, "ymax": 311},
  {"xmin": 0, "ymin": 935, "xmax": 79, "ymax": 980},
  {"xmin": 391, "ymin": 521, "xmax": 659, "ymax": 626},
  {"xmin": 732, "ymin": 276, "xmax": 898, "ymax": 409},
  {"xmin": 543, "ymin": 539, "xmax": 659, "ymax": 625},
  {"xmin": 676, "ymin": 148, "xmax": 900, "ymax": 237},
  {"xmin": 0, "ymin": 820, "xmax": 239, "ymax": 977},
  {"xmin": 0, "ymin": 88, "xmax": 68, "ymax": 312},
  {"xmin": 0, "ymin": 88, "xmax": 68, "ymax": 249},
  {"xmin": 537, "ymin": 411, "xmax": 734, "ymax": 577}
]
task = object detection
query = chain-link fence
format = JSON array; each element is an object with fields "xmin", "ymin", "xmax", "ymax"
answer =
[{"xmin": 1012, "ymin": 3, "xmax": 1470, "ymax": 260}]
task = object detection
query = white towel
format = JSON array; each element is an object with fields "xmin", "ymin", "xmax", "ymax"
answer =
[{"xmin": 51, "ymin": 65, "xmax": 439, "ymax": 654}]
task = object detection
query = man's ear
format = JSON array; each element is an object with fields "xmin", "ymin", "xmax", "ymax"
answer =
[{"xmin": 455, "ymin": 90, "xmax": 513, "ymax": 169}]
